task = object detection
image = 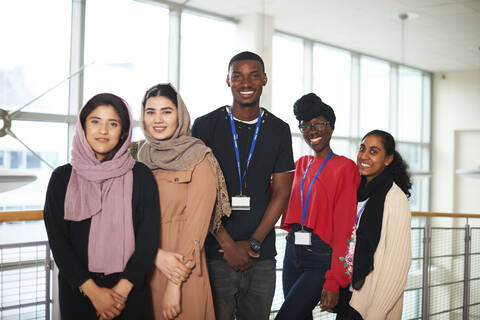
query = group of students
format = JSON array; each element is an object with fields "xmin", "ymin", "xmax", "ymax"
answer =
[{"xmin": 43, "ymin": 51, "xmax": 412, "ymax": 320}]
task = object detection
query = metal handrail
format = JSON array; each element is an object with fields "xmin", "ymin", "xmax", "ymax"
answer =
[
  {"xmin": 2, "ymin": 210, "xmax": 480, "ymax": 223},
  {"xmin": 411, "ymin": 211, "xmax": 480, "ymax": 218}
]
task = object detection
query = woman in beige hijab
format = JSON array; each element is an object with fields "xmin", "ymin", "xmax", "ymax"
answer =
[{"xmin": 134, "ymin": 83, "xmax": 230, "ymax": 320}]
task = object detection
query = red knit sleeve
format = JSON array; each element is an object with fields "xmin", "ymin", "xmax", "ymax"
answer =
[{"xmin": 323, "ymin": 160, "xmax": 360, "ymax": 293}]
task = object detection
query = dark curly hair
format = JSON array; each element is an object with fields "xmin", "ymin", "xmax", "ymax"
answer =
[{"xmin": 363, "ymin": 130, "xmax": 412, "ymax": 198}]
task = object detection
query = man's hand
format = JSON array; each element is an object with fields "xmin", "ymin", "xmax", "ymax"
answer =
[
  {"xmin": 219, "ymin": 240, "xmax": 259, "ymax": 271},
  {"xmin": 319, "ymin": 288, "xmax": 339, "ymax": 312}
]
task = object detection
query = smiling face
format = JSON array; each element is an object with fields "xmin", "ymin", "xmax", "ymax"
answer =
[
  {"xmin": 226, "ymin": 59, "xmax": 267, "ymax": 108},
  {"xmin": 301, "ymin": 115, "xmax": 333, "ymax": 158},
  {"xmin": 143, "ymin": 96, "xmax": 178, "ymax": 140},
  {"xmin": 357, "ymin": 134, "xmax": 394, "ymax": 183},
  {"xmin": 85, "ymin": 105, "xmax": 123, "ymax": 162}
]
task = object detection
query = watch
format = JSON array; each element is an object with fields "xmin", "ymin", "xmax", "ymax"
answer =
[{"xmin": 248, "ymin": 237, "xmax": 261, "ymax": 253}]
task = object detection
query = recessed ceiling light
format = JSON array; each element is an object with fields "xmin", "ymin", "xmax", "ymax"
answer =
[{"xmin": 397, "ymin": 12, "xmax": 419, "ymax": 21}]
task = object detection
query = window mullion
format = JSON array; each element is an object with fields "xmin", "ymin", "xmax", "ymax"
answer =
[{"xmin": 168, "ymin": 6, "xmax": 181, "ymax": 89}]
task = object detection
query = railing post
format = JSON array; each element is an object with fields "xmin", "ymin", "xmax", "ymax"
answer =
[
  {"xmin": 45, "ymin": 244, "xmax": 51, "ymax": 320},
  {"xmin": 463, "ymin": 223, "xmax": 471, "ymax": 320},
  {"xmin": 422, "ymin": 219, "xmax": 431, "ymax": 320}
]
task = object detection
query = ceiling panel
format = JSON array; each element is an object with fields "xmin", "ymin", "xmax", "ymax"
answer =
[{"xmin": 184, "ymin": 0, "xmax": 480, "ymax": 71}]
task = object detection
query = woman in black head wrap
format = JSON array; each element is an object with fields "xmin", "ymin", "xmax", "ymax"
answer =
[{"xmin": 276, "ymin": 93, "xmax": 360, "ymax": 319}]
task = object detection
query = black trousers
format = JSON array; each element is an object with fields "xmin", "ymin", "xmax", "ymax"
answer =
[
  {"xmin": 334, "ymin": 287, "xmax": 363, "ymax": 320},
  {"xmin": 58, "ymin": 272, "xmax": 152, "ymax": 320}
]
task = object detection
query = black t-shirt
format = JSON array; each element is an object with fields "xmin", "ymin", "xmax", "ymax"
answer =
[{"xmin": 192, "ymin": 106, "xmax": 295, "ymax": 259}]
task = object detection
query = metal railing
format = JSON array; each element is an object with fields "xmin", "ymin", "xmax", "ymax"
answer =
[
  {"xmin": 0, "ymin": 241, "xmax": 52, "ymax": 320},
  {"xmin": 417, "ymin": 218, "xmax": 480, "ymax": 320},
  {"xmin": 269, "ymin": 213, "xmax": 480, "ymax": 320},
  {"xmin": 1, "ymin": 210, "xmax": 479, "ymax": 320}
]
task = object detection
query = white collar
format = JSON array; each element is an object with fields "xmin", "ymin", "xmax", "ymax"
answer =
[{"xmin": 227, "ymin": 106, "xmax": 264, "ymax": 124}]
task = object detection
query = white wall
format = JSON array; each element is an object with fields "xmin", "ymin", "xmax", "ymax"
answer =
[
  {"xmin": 430, "ymin": 70, "xmax": 480, "ymax": 316},
  {"xmin": 431, "ymin": 70, "xmax": 480, "ymax": 213},
  {"xmin": 454, "ymin": 130, "xmax": 480, "ymax": 215}
]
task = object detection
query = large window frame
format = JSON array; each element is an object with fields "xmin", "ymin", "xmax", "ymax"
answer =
[
  {"xmin": 272, "ymin": 31, "xmax": 432, "ymax": 212},
  {"xmin": 4, "ymin": 3, "xmax": 432, "ymax": 211},
  {"xmin": 1, "ymin": 0, "xmax": 235, "ymax": 205}
]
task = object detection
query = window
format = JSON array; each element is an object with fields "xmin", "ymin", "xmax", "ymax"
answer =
[
  {"xmin": 26, "ymin": 153, "xmax": 41, "ymax": 169},
  {"xmin": 132, "ymin": 127, "xmax": 145, "ymax": 142},
  {"xmin": 397, "ymin": 143, "xmax": 423, "ymax": 172},
  {"xmin": 272, "ymin": 33, "xmax": 312, "ymax": 161},
  {"xmin": 330, "ymin": 138, "xmax": 351, "ymax": 159},
  {"xmin": 0, "ymin": 0, "xmax": 71, "ymax": 114},
  {"xmin": 180, "ymin": 11, "xmax": 236, "ymax": 122},
  {"xmin": 272, "ymin": 32, "xmax": 432, "ymax": 211},
  {"xmin": 313, "ymin": 44, "xmax": 351, "ymax": 137},
  {"xmin": 359, "ymin": 57, "xmax": 391, "ymax": 135},
  {"xmin": 43, "ymin": 152, "xmax": 60, "ymax": 169},
  {"xmin": 84, "ymin": 0, "xmax": 169, "ymax": 120},
  {"xmin": 409, "ymin": 177, "xmax": 430, "ymax": 211},
  {"xmin": 0, "ymin": 151, "xmax": 4, "ymax": 167},
  {"xmin": 398, "ymin": 67, "xmax": 423, "ymax": 142},
  {"xmin": 272, "ymin": 34, "xmax": 304, "ymax": 134},
  {"xmin": 0, "ymin": 121, "xmax": 68, "ymax": 210},
  {"xmin": 9, "ymin": 151, "xmax": 23, "ymax": 169},
  {"xmin": 422, "ymin": 75, "xmax": 431, "ymax": 143}
]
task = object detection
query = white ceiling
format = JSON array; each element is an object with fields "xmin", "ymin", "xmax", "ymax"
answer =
[{"xmin": 177, "ymin": 0, "xmax": 480, "ymax": 72}]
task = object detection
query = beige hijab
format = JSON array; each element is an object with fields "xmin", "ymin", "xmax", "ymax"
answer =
[{"xmin": 136, "ymin": 83, "xmax": 230, "ymax": 232}]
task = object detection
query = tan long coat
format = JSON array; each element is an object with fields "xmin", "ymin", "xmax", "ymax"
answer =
[{"xmin": 150, "ymin": 156, "xmax": 216, "ymax": 320}]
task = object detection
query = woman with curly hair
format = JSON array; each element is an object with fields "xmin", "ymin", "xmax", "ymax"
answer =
[{"xmin": 336, "ymin": 129, "xmax": 412, "ymax": 320}]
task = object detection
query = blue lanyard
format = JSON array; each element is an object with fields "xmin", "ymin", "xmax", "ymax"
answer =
[
  {"xmin": 300, "ymin": 151, "xmax": 333, "ymax": 225},
  {"xmin": 229, "ymin": 108, "xmax": 262, "ymax": 194},
  {"xmin": 356, "ymin": 198, "xmax": 369, "ymax": 227}
]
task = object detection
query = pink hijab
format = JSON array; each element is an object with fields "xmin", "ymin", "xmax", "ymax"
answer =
[{"xmin": 64, "ymin": 95, "xmax": 136, "ymax": 275}]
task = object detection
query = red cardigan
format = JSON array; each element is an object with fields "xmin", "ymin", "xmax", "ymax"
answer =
[{"xmin": 281, "ymin": 155, "xmax": 360, "ymax": 293}]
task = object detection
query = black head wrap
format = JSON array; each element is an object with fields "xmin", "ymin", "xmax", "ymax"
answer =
[{"xmin": 293, "ymin": 93, "xmax": 336, "ymax": 129}]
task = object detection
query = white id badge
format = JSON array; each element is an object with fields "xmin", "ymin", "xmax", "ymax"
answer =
[
  {"xmin": 294, "ymin": 231, "xmax": 312, "ymax": 245},
  {"xmin": 231, "ymin": 195, "xmax": 250, "ymax": 211}
]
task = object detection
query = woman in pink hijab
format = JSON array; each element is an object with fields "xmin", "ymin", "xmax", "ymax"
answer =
[{"xmin": 44, "ymin": 93, "xmax": 159, "ymax": 319}]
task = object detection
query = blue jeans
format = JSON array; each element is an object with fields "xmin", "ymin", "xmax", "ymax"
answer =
[
  {"xmin": 207, "ymin": 258, "xmax": 276, "ymax": 320},
  {"xmin": 276, "ymin": 225, "xmax": 332, "ymax": 320}
]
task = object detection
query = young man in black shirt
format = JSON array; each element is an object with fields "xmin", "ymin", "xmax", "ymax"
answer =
[{"xmin": 192, "ymin": 51, "xmax": 294, "ymax": 320}]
